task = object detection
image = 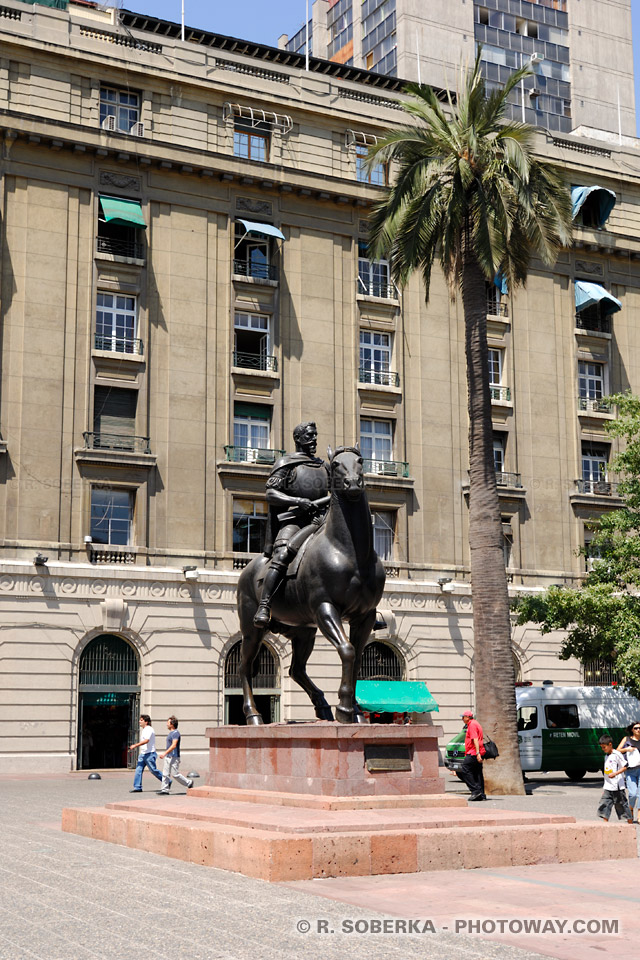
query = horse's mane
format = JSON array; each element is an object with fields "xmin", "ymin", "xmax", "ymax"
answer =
[{"xmin": 329, "ymin": 445, "xmax": 361, "ymax": 461}]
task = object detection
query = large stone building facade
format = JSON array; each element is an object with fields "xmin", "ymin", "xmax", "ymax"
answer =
[{"xmin": 1, "ymin": 1, "xmax": 639, "ymax": 773}]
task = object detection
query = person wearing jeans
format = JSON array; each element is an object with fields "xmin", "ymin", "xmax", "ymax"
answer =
[
  {"xmin": 156, "ymin": 716, "xmax": 194, "ymax": 795},
  {"xmin": 127, "ymin": 714, "xmax": 165, "ymax": 793},
  {"xmin": 617, "ymin": 721, "xmax": 640, "ymax": 822}
]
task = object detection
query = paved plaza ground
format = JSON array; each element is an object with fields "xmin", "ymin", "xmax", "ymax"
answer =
[{"xmin": 1, "ymin": 769, "xmax": 637, "ymax": 960}]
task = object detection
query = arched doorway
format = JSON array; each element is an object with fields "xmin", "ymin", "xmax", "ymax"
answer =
[
  {"xmin": 78, "ymin": 634, "xmax": 140, "ymax": 769},
  {"xmin": 358, "ymin": 640, "xmax": 405, "ymax": 723},
  {"xmin": 224, "ymin": 640, "xmax": 281, "ymax": 724}
]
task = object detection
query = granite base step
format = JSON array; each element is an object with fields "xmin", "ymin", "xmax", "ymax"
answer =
[{"xmin": 61, "ymin": 792, "xmax": 636, "ymax": 881}]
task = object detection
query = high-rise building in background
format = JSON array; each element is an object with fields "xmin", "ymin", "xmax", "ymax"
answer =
[{"xmin": 279, "ymin": 1, "xmax": 635, "ymax": 137}]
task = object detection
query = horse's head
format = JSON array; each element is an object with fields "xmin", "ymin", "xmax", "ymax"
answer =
[{"xmin": 327, "ymin": 445, "xmax": 365, "ymax": 501}]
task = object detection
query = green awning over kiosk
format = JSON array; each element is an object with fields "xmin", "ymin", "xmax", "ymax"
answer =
[
  {"xmin": 99, "ymin": 196, "xmax": 147, "ymax": 229},
  {"xmin": 355, "ymin": 680, "xmax": 439, "ymax": 713}
]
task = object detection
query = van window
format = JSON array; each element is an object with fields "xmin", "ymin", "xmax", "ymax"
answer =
[
  {"xmin": 517, "ymin": 706, "xmax": 538, "ymax": 731},
  {"xmin": 545, "ymin": 704, "xmax": 579, "ymax": 729}
]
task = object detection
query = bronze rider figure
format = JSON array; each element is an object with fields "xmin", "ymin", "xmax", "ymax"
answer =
[{"xmin": 253, "ymin": 421, "xmax": 330, "ymax": 628}]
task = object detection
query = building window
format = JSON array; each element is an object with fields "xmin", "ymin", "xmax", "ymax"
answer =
[
  {"xmin": 493, "ymin": 433, "xmax": 506, "ymax": 474},
  {"xmin": 578, "ymin": 360, "xmax": 605, "ymax": 400},
  {"xmin": 502, "ymin": 517, "xmax": 514, "ymax": 568},
  {"xmin": 372, "ymin": 509, "xmax": 395, "ymax": 560},
  {"xmin": 234, "ymin": 223, "xmax": 275, "ymax": 281},
  {"xmin": 358, "ymin": 241, "xmax": 392, "ymax": 298},
  {"xmin": 359, "ymin": 329, "xmax": 392, "ymax": 382},
  {"xmin": 232, "ymin": 499, "xmax": 268, "ymax": 553},
  {"xmin": 100, "ymin": 85, "xmax": 140, "ymax": 133},
  {"xmin": 583, "ymin": 658, "xmax": 623, "ymax": 686},
  {"xmin": 488, "ymin": 347, "xmax": 503, "ymax": 386},
  {"xmin": 97, "ymin": 197, "xmax": 145, "ymax": 260},
  {"xmin": 95, "ymin": 293, "xmax": 138, "ymax": 354},
  {"xmin": 581, "ymin": 442, "xmax": 609, "ymax": 491},
  {"xmin": 234, "ymin": 123, "xmax": 269, "ymax": 162},
  {"xmin": 358, "ymin": 641, "xmax": 404, "ymax": 681},
  {"xmin": 233, "ymin": 403, "xmax": 271, "ymax": 460},
  {"xmin": 356, "ymin": 144, "xmax": 387, "ymax": 186},
  {"xmin": 90, "ymin": 488, "xmax": 133, "ymax": 546},
  {"xmin": 360, "ymin": 418, "xmax": 393, "ymax": 464},
  {"xmin": 93, "ymin": 386, "xmax": 138, "ymax": 450},
  {"xmin": 233, "ymin": 313, "xmax": 274, "ymax": 371}
]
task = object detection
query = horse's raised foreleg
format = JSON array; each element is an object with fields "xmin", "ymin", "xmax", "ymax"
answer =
[
  {"xmin": 290, "ymin": 627, "xmax": 334, "ymax": 721},
  {"xmin": 350, "ymin": 611, "xmax": 377, "ymax": 723},
  {"xmin": 315, "ymin": 601, "xmax": 355, "ymax": 723},
  {"xmin": 239, "ymin": 628, "xmax": 265, "ymax": 725}
]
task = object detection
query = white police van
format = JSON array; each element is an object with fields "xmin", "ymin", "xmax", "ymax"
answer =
[{"xmin": 445, "ymin": 684, "xmax": 640, "ymax": 780}]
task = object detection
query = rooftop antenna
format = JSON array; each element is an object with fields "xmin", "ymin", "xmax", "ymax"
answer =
[
  {"xmin": 305, "ymin": 0, "xmax": 309, "ymax": 71},
  {"xmin": 181, "ymin": 0, "xmax": 185, "ymax": 42},
  {"xmin": 416, "ymin": 29, "xmax": 421, "ymax": 85}
]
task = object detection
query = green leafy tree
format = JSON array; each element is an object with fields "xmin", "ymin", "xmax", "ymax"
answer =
[
  {"xmin": 515, "ymin": 392, "xmax": 640, "ymax": 695},
  {"xmin": 367, "ymin": 52, "xmax": 572, "ymax": 794}
]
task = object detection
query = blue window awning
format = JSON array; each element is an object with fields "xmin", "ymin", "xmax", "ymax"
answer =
[
  {"xmin": 237, "ymin": 219, "xmax": 285, "ymax": 242},
  {"xmin": 571, "ymin": 186, "xmax": 616, "ymax": 229},
  {"xmin": 493, "ymin": 271, "xmax": 508, "ymax": 295},
  {"xmin": 575, "ymin": 280, "xmax": 621, "ymax": 317},
  {"xmin": 355, "ymin": 680, "xmax": 439, "ymax": 714}
]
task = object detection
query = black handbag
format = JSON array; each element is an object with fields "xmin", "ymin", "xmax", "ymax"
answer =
[{"xmin": 482, "ymin": 738, "xmax": 499, "ymax": 760}]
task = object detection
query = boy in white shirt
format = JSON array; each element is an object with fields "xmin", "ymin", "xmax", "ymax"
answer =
[{"xmin": 597, "ymin": 735, "xmax": 633, "ymax": 823}]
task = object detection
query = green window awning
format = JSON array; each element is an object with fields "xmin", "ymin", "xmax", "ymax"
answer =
[
  {"xmin": 355, "ymin": 680, "xmax": 439, "ymax": 713},
  {"xmin": 99, "ymin": 196, "xmax": 147, "ymax": 229},
  {"xmin": 20, "ymin": 1, "xmax": 69, "ymax": 8},
  {"xmin": 575, "ymin": 280, "xmax": 621, "ymax": 317},
  {"xmin": 234, "ymin": 402, "xmax": 271, "ymax": 420}
]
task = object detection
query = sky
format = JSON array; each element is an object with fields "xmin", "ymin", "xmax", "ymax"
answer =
[{"xmin": 125, "ymin": 1, "xmax": 640, "ymax": 135}]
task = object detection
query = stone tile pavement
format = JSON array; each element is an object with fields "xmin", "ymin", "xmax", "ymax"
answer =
[{"xmin": 1, "ymin": 771, "xmax": 552, "ymax": 960}]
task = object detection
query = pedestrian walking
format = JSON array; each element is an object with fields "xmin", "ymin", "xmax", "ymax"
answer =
[
  {"xmin": 458, "ymin": 709, "xmax": 486, "ymax": 801},
  {"xmin": 616, "ymin": 721, "xmax": 640, "ymax": 823},
  {"xmin": 127, "ymin": 715, "xmax": 164, "ymax": 793},
  {"xmin": 156, "ymin": 716, "xmax": 194, "ymax": 795},
  {"xmin": 597, "ymin": 734, "xmax": 633, "ymax": 824}
]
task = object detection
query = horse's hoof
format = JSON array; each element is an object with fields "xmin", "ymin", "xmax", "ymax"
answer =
[
  {"xmin": 336, "ymin": 708, "xmax": 354, "ymax": 724},
  {"xmin": 315, "ymin": 706, "xmax": 334, "ymax": 721},
  {"xmin": 245, "ymin": 713, "xmax": 264, "ymax": 726}
]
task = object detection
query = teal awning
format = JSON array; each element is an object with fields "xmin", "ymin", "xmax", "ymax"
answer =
[
  {"xmin": 575, "ymin": 280, "xmax": 621, "ymax": 317},
  {"xmin": 356, "ymin": 680, "xmax": 439, "ymax": 713},
  {"xmin": 234, "ymin": 402, "xmax": 271, "ymax": 420},
  {"xmin": 20, "ymin": 0, "xmax": 69, "ymax": 8},
  {"xmin": 237, "ymin": 219, "xmax": 285, "ymax": 242},
  {"xmin": 571, "ymin": 186, "xmax": 616, "ymax": 228},
  {"xmin": 99, "ymin": 196, "xmax": 147, "ymax": 229},
  {"xmin": 493, "ymin": 271, "xmax": 508, "ymax": 295}
]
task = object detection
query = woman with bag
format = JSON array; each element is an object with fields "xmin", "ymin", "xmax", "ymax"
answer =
[{"xmin": 616, "ymin": 721, "xmax": 640, "ymax": 822}]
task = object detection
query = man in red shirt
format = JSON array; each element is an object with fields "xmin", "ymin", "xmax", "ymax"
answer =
[{"xmin": 459, "ymin": 709, "xmax": 486, "ymax": 801}]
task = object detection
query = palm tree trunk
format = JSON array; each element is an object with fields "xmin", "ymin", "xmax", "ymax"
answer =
[{"xmin": 461, "ymin": 251, "xmax": 524, "ymax": 796}]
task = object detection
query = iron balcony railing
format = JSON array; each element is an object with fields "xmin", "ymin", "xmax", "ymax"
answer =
[
  {"xmin": 575, "ymin": 479, "xmax": 620, "ymax": 496},
  {"xmin": 578, "ymin": 397, "xmax": 611, "ymax": 414},
  {"xmin": 224, "ymin": 445, "xmax": 284, "ymax": 465},
  {"xmin": 486, "ymin": 299, "xmax": 509, "ymax": 318},
  {"xmin": 363, "ymin": 458, "xmax": 409, "ymax": 478},
  {"xmin": 84, "ymin": 432, "xmax": 151, "ymax": 454},
  {"xmin": 94, "ymin": 334, "xmax": 144, "ymax": 355},
  {"xmin": 496, "ymin": 471, "xmax": 523, "ymax": 488},
  {"xmin": 357, "ymin": 274, "xmax": 398, "ymax": 299},
  {"xmin": 232, "ymin": 351, "xmax": 278, "ymax": 372},
  {"xmin": 575, "ymin": 314, "xmax": 611, "ymax": 334},
  {"xmin": 359, "ymin": 367, "xmax": 400, "ymax": 388},
  {"xmin": 233, "ymin": 259, "xmax": 278, "ymax": 281},
  {"xmin": 490, "ymin": 385, "xmax": 511, "ymax": 402},
  {"xmin": 96, "ymin": 236, "xmax": 145, "ymax": 259}
]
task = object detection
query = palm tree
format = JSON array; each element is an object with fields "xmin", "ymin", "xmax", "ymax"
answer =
[{"xmin": 368, "ymin": 52, "xmax": 572, "ymax": 795}]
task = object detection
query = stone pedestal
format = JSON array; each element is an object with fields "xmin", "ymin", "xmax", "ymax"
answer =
[{"xmin": 205, "ymin": 722, "xmax": 444, "ymax": 797}]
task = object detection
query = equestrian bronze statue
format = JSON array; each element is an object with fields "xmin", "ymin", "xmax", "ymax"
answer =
[{"xmin": 236, "ymin": 423, "xmax": 385, "ymax": 724}]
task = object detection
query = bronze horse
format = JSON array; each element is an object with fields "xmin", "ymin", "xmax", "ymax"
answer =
[{"xmin": 236, "ymin": 447, "xmax": 386, "ymax": 724}]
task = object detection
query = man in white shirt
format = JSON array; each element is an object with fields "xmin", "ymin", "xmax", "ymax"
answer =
[
  {"xmin": 127, "ymin": 714, "xmax": 165, "ymax": 793},
  {"xmin": 597, "ymin": 735, "xmax": 633, "ymax": 823}
]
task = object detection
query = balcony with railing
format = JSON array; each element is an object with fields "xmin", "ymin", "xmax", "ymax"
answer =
[
  {"xmin": 490, "ymin": 385, "xmax": 511, "ymax": 403},
  {"xmin": 233, "ymin": 259, "xmax": 278, "ymax": 282},
  {"xmin": 94, "ymin": 334, "xmax": 144, "ymax": 356},
  {"xmin": 575, "ymin": 314, "xmax": 611, "ymax": 334},
  {"xmin": 232, "ymin": 351, "xmax": 278, "ymax": 372},
  {"xmin": 224, "ymin": 445, "xmax": 284, "ymax": 465},
  {"xmin": 83, "ymin": 432, "xmax": 151, "ymax": 454},
  {"xmin": 486, "ymin": 298, "xmax": 508, "ymax": 318},
  {"xmin": 96, "ymin": 235, "xmax": 145, "ymax": 260},
  {"xmin": 578, "ymin": 397, "xmax": 613, "ymax": 415},
  {"xmin": 574, "ymin": 479, "xmax": 621, "ymax": 497},
  {"xmin": 358, "ymin": 367, "xmax": 400, "ymax": 388},
  {"xmin": 363, "ymin": 458, "xmax": 409, "ymax": 478},
  {"xmin": 357, "ymin": 275, "xmax": 398, "ymax": 300},
  {"xmin": 496, "ymin": 471, "xmax": 523, "ymax": 488}
]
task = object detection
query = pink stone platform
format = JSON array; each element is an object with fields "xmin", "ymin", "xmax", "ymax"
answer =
[
  {"xmin": 61, "ymin": 786, "xmax": 635, "ymax": 882},
  {"xmin": 205, "ymin": 722, "xmax": 443, "ymax": 796}
]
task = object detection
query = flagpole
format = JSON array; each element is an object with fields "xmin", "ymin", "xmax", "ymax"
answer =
[
  {"xmin": 305, "ymin": 0, "xmax": 309, "ymax": 71},
  {"xmin": 181, "ymin": 0, "xmax": 185, "ymax": 42}
]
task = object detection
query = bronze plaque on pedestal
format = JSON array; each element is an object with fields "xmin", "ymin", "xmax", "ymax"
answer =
[{"xmin": 364, "ymin": 743, "xmax": 412, "ymax": 772}]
